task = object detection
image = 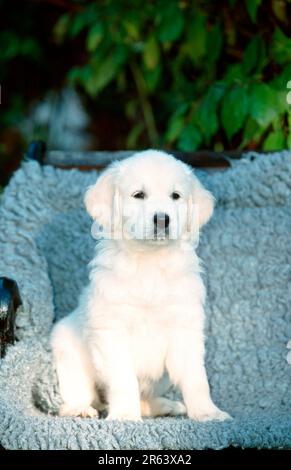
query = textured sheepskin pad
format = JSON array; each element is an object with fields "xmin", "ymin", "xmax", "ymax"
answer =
[{"xmin": 0, "ymin": 151, "xmax": 290, "ymax": 449}]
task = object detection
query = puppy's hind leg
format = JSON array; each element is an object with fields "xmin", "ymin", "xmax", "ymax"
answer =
[
  {"xmin": 51, "ymin": 319, "xmax": 98, "ymax": 418},
  {"xmin": 141, "ymin": 397, "xmax": 186, "ymax": 417}
]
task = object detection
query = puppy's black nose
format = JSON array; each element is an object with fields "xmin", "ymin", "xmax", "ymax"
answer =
[{"xmin": 153, "ymin": 212, "xmax": 170, "ymax": 229}]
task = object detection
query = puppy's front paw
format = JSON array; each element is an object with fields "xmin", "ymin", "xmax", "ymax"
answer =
[
  {"xmin": 188, "ymin": 406, "xmax": 231, "ymax": 422},
  {"xmin": 59, "ymin": 404, "xmax": 98, "ymax": 418}
]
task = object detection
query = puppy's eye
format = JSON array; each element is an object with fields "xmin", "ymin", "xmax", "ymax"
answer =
[
  {"xmin": 132, "ymin": 191, "xmax": 146, "ymax": 199},
  {"xmin": 171, "ymin": 192, "xmax": 181, "ymax": 200}
]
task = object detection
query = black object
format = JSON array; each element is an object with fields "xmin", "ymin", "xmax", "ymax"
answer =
[
  {"xmin": 26, "ymin": 140, "xmax": 46, "ymax": 164},
  {"xmin": 0, "ymin": 278, "xmax": 22, "ymax": 358}
]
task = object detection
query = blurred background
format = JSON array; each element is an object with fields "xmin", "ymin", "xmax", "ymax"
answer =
[{"xmin": 1, "ymin": 0, "xmax": 291, "ymax": 184}]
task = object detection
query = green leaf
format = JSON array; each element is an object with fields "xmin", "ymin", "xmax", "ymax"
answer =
[
  {"xmin": 225, "ymin": 63, "xmax": 245, "ymax": 83},
  {"xmin": 263, "ymin": 129, "xmax": 285, "ymax": 151},
  {"xmin": 165, "ymin": 113, "xmax": 185, "ymax": 144},
  {"xmin": 272, "ymin": 0, "xmax": 287, "ymax": 23},
  {"xmin": 249, "ymin": 83, "xmax": 278, "ymax": 127},
  {"xmin": 127, "ymin": 122, "xmax": 144, "ymax": 148},
  {"xmin": 53, "ymin": 14, "xmax": 70, "ymax": 42},
  {"xmin": 67, "ymin": 65, "xmax": 91, "ymax": 85},
  {"xmin": 158, "ymin": 4, "xmax": 184, "ymax": 42},
  {"xmin": 240, "ymin": 118, "xmax": 263, "ymax": 148},
  {"xmin": 206, "ymin": 23, "xmax": 223, "ymax": 66},
  {"xmin": 124, "ymin": 22, "xmax": 139, "ymax": 41},
  {"xmin": 165, "ymin": 103, "xmax": 189, "ymax": 144},
  {"xmin": 242, "ymin": 35, "xmax": 266, "ymax": 75},
  {"xmin": 245, "ymin": 0, "xmax": 262, "ymax": 22},
  {"xmin": 70, "ymin": 16, "xmax": 88, "ymax": 38},
  {"xmin": 197, "ymin": 82, "xmax": 226, "ymax": 142},
  {"xmin": 271, "ymin": 70, "xmax": 291, "ymax": 113},
  {"xmin": 271, "ymin": 63, "xmax": 291, "ymax": 90},
  {"xmin": 178, "ymin": 123, "xmax": 202, "ymax": 151},
  {"xmin": 69, "ymin": 7, "xmax": 97, "ymax": 38},
  {"xmin": 271, "ymin": 28, "xmax": 291, "ymax": 65},
  {"xmin": 143, "ymin": 36, "xmax": 160, "ymax": 70},
  {"xmin": 86, "ymin": 59, "xmax": 116, "ymax": 95},
  {"xmin": 185, "ymin": 12, "xmax": 207, "ymax": 63},
  {"xmin": 221, "ymin": 86, "xmax": 249, "ymax": 140},
  {"xmin": 86, "ymin": 47, "xmax": 128, "ymax": 96},
  {"xmin": 143, "ymin": 65, "xmax": 162, "ymax": 93},
  {"xmin": 123, "ymin": 15, "xmax": 140, "ymax": 40},
  {"xmin": 276, "ymin": 90, "xmax": 289, "ymax": 114},
  {"xmin": 86, "ymin": 23, "xmax": 104, "ymax": 52}
]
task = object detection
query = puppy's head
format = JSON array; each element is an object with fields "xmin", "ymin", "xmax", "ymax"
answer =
[{"xmin": 85, "ymin": 150, "xmax": 214, "ymax": 244}]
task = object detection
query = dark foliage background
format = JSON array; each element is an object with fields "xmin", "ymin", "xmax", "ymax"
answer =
[{"xmin": 1, "ymin": 0, "xmax": 291, "ymax": 182}]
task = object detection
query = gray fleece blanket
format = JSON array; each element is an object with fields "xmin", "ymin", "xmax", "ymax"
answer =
[{"xmin": 0, "ymin": 151, "xmax": 290, "ymax": 450}]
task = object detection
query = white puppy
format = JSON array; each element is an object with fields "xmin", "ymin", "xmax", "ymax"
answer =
[{"xmin": 51, "ymin": 150, "xmax": 230, "ymax": 421}]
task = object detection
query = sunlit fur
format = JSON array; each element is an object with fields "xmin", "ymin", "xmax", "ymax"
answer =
[{"xmin": 51, "ymin": 150, "xmax": 230, "ymax": 421}]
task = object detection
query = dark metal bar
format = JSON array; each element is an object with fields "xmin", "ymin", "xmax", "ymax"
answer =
[
  {"xmin": 26, "ymin": 141, "xmax": 234, "ymax": 169},
  {"xmin": 44, "ymin": 149, "xmax": 231, "ymax": 169}
]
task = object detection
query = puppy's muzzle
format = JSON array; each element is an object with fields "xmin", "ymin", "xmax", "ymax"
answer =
[{"xmin": 153, "ymin": 212, "xmax": 170, "ymax": 235}]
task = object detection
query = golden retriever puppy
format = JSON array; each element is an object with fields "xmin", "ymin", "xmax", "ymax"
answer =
[{"xmin": 51, "ymin": 150, "xmax": 230, "ymax": 421}]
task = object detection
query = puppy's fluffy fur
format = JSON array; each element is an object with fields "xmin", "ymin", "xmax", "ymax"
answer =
[{"xmin": 51, "ymin": 150, "xmax": 230, "ymax": 421}]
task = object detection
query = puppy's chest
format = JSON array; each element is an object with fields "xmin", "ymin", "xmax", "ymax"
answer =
[
  {"xmin": 94, "ymin": 254, "xmax": 204, "ymax": 311},
  {"xmin": 114, "ymin": 262, "xmax": 190, "ymax": 306},
  {"xmin": 131, "ymin": 266, "xmax": 172, "ymax": 302}
]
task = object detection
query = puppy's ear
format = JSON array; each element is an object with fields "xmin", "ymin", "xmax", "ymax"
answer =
[
  {"xmin": 84, "ymin": 165, "xmax": 120, "ymax": 230},
  {"xmin": 190, "ymin": 174, "xmax": 215, "ymax": 229},
  {"xmin": 193, "ymin": 177, "xmax": 215, "ymax": 227}
]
